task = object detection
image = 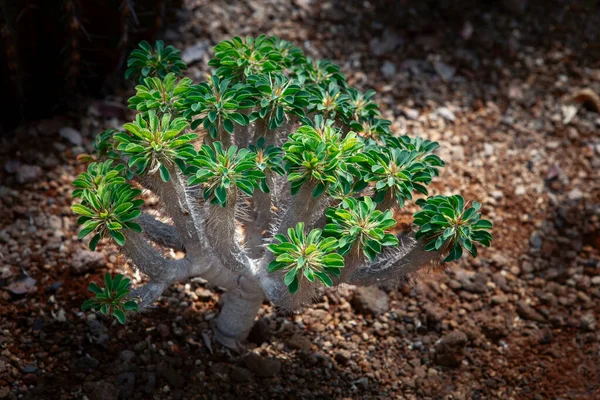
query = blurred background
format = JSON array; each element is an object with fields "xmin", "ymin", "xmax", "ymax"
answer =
[{"xmin": 0, "ymin": 0, "xmax": 599, "ymax": 399}]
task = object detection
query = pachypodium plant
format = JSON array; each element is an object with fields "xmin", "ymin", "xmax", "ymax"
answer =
[{"xmin": 72, "ymin": 36, "xmax": 493, "ymax": 349}]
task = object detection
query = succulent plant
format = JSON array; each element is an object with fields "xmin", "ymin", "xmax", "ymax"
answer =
[{"xmin": 73, "ymin": 36, "xmax": 493, "ymax": 348}]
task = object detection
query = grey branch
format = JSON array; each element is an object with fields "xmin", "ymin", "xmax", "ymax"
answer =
[{"xmin": 138, "ymin": 213, "xmax": 184, "ymax": 251}]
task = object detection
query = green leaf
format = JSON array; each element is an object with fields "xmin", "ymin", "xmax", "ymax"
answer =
[
  {"xmin": 109, "ymin": 230, "xmax": 126, "ymax": 246},
  {"xmin": 113, "ymin": 309, "xmax": 126, "ymax": 324},
  {"xmin": 159, "ymin": 164, "xmax": 171, "ymax": 182}
]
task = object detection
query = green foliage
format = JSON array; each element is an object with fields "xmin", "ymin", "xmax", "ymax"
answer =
[
  {"xmin": 386, "ymin": 135, "xmax": 445, "ymax": 183},
  {"xmin": 117, "ymin": 111, "xmax": 196, "ymax": 180},
  {"xmin": 186, "ymin": 75, "xmax": 254, "ymax": 136},
  {"xmin": 248, "ymin": 138, "xmax": 285, "ymax": 193},
  {"xmin": 294, "ymin": 58, "xmax": 346, "ymax": 87},
  {"xmin": 126, "ymin": 40, "xmax": 187, "ymax": 81},
  {"xmin": 365, "ymin": 147, "xmax": 432, "ymax": 207},
  {"xmin": 267, "ymin": 223, "xmax": 344, "ymax": 292},
  {"xmin": 349, "ymin": 117, "xmax": 392, "ymax": 142},
  {"xmin": 71, "ymin": 161, "xmax": 143, "ymax": 250},
  {"xmin": 248, "ymin": 73, "xmax": 309, "ymax": 130},
  {"xmin": 187, "ymin": 142, "xmax": 265, "ymax": 206},
  {"xmin": 324, "ymin": 197, "xmax": 398, "ymax": 260},
  {"xmin": 82, "ymin": 273, "xmax": 138, "ymax": 324},
  {"xmin": 413, "ymin": 195, "xmax": 493, "ymax": 262},
  {"xmin": 283, "ymin": 125, "xmax": 366, "ymax": 197},
  {"xmin": 209, "ymin": 35, "xmax": 293, "ymax": 81},
  {"xmin": 307, "ymin": 82, "xmax": 348, "ymax": 119},
  {"xmin": 341, "ymin": 88, "xmax": 380, "ymax": 124},
  {"xmin": 128, "ymin": 73, "xmax": 192, "ymax": 117},
  {"xmin": 73, "ymin": 35, "xmax": 494, "ymax": 299}
]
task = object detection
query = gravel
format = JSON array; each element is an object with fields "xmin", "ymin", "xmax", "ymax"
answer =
[{"xmin": 0, "ymin": 0, "xmax": 598, "ymax": 399}]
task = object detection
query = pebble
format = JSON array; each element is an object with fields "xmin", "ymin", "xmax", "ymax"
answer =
[
  {"xmin": 580, "ymin": 314, "xmax": 596, "ymax": 331},
  {"xmin": 351, "ymin": 287, "xmax": 389, "ymax": 315},
  {"xmin": 59, "ymin": 127, "xmax": 83, "ymax": 146},
  {"xmin": 15, "ymin": 165, "xmax": 43, "ymax": 184},
  {"xmin": 83, "ymin": 381, "xmax": 119, "ymax": 400},
  {"xmin": 530, "ymin": 232, "xmax": 543, "ymax": 249},
  {"xmin": 436, "ymin": 107, "xmax": 456, "ymax": 122},
  {"xmin": 287, "ymin": 334, "xmax": 312, "ymax": 351},
  {"xmin": 516, "ymin": 301, "xmax": 546, "ymax": 322},
  {"xmin": 181, "ymin": 40, "xmax": 210, "ymax": 64},
  {"xmin": 242, "ymin": 352, "xmax": 281, "ymax": 378},
  {"xmin": 158, "ymin": 363, "xmax": 184, "ymax": 388},
  {"xmin": 567, "ymin": 188, "xmax": 583, "ymax": 201},
  {"xmin": 230, "ymin": 366, "xmax": 253, "ymax": 382},
  {"xmin": 381, "ymin": 61, "xmax": 396, "ymax": 79},
  {"xmin": 434, "ymin": 330, "xmax": 468, "ymax": 367},
  {"xmin": 71, "ymin": 250, "xmax": 106, "ymax": 274}
]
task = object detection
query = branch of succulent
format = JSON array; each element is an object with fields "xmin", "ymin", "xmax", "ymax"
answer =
[{"xmin": 72, "ymin": 36, "xmax": 493, "ymax": 348}]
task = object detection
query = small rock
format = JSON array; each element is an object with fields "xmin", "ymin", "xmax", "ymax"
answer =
[
  {"xmin": 83, "ymin": 381, "xmax": 119, "ymax": 400},
  {"xmin": 515, "ymin": 185, "xmax": 526, "ymax": 196},
  {"xmin": 230, "ymin": 366, "xmax": 253, "ymax": 383},
  {"xmin": 157, "ymin": 323, "xmax": 170, "ymax": 338},
  {"xmin": 115, "ymin": 372, "xmax": 135, "ymax": 398},
  {"xmin": 491, "ymin": 295, "xmax": 508, "ymax": 305},
  {"xmin": 434, "ymin": 330, "xmax": 468, "ymax": 367},
  {"xmin": 530, "ymin": 231, "xmax": 543, "ymax": 249},
  {"xmin": 15, "ymin": 165, "xmax": 43, "ymax": 184},
  {"xmin": 7, "ymin": 276, "xmax": 37, "ymax": 296},
  {"xmin": 59, "ymin": 127, "xmax": 83, "ymax": 146},
  {"xmin": 182, "ymin": 40, "xmax": 210, "ymax": 64},
  {"xmin": 72, "ymin": 250, "xmax": 106, "ymax": 274},
  {"xmin": 380, "ymin": 61, "xmax": 396, "ymax": 79},
  {"xmin": 580, "ymin": 314, "xmax": 596, "ymax": 331},
  {"xmin": 75, "ymin": 355, "xmax": 100, "ymax": 371},
  {"xmin": 567, "ymin": 188, "xmax": 583, "ymax": 201},
  {"xmin": 22, "ymin": 364, "xmax": 37, "ymax": 373},
  {"xmin": 242, "ymin": 352, "xmax": 281, "ymax": 378},
  {"xmin": 0, "ymin": 387, "xmax": 9, "ymax": 398},
  {"xmin": 334, "ymin": 349, "xmax": 351, "ymax": 364},
  {"xmin": 351, "ymin": 287, "xmax": 389, "ymax": 315},
  {"xmin": 119, "ymin": 350, "xmax": 135, "ymax": 363},
  {"xmin": 436, "ymin": 107, "xmax": 455, "ymax": 122},
  {"xmin": 22, "ymin": 373, "xmax": 38, "ymax": 385},
  {"xmin": 369, "ymin": 29, "xmax": 403, "ymax": 56},
  {"xmin": 139, "ymin": 372, "xmax": 156, "ymax": 394},
  {"xmin": 516, "ymin": 301, "xmax": 546, "ymax": 322},
  {"xmin": 248, "ymin": 318, "xmax": 272, "ymax": 345},
  {"xmin": 433, "ymin": 60, "xmax": 456, "ymax": 82},
  {"xmin": 401, "ymin": 107, "xmax": 420, "ymax": 120},
  {"xmin": 158, "ymin": 363, "xmax": 184, "ymax": 388},
  {"xmin": 287, "ymin": 334, "xmax": 312, "ymax": 351},
  {"xmin": 354, "ymin": 377, "xmax": 369, "ymax": 391}
]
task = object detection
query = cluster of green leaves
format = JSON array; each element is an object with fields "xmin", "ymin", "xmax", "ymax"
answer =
[
  {"xmin": 283, "ymin": 124, "xmax": 366, "ymax": 196},
  {"xmin": 248, "ymin": 138, "xmax": 285, "ymax": 192},
  {"xmin": 128, "ymin": 73, "xmax": 192, "ymax": 117},
  {"xmin": 126, "ymin": 41, "xmax": 187, "ymax": 81},
  {"xmin": 185, "ymin": 75, "xmax": 253, "ymax": 135},
  {"xmin": 71, "ymin": 161, "xmax": 143, "ymax": 250},
  {"xmin": 267, "ymin": 223, "xmax": 344, "ymax": 292},
  {"xmin": 324, "ymin": 197, "xmax": 398, "ymax": 260},
  {"xmin": 293, "ymin": 58, "xmax": 346, "ymax": 87},
  {"xmin": 116, "ymin": 111, "xmax": 196, "ymax": 181},
  {"xmin": 187, "ymin": 142, "xmax": 265, "ymax": 205},
  {"xmin": 74, "ymin": 36, "xmax": 494, "ymax": 302},
  {"xmin": 349, "ymin": 117, "xmax": 391, "ymax": 142},
  {"xmin": 387, "ymin": 136, "xmax": 445, "ymax": 182},
  {"xmin": 209, "ymin": 35, "xmax": 302, "ymax": 81},
  {"xmin": 82, "ymin": 273, "xmax": 138, "ymax": 324},
  {"xmin": 247, "ymin": 73, "xmax": 308, "ymax": 130},
  {"xmin": 413, "ymin": 195, "xmax": 493, "ymax": 262}
]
